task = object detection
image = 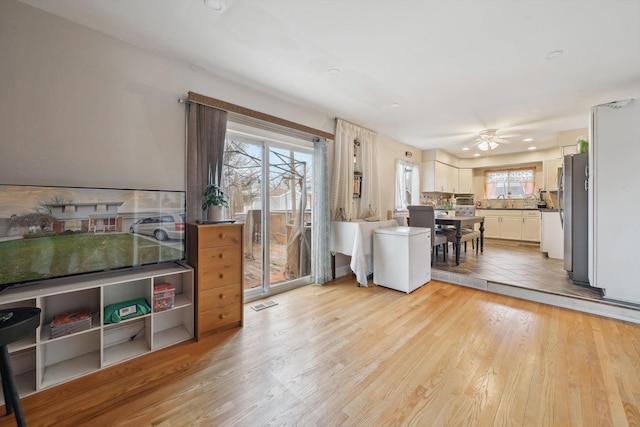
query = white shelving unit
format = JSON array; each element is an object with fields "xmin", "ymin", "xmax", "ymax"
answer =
[{"xmin": 0, "ymin": 262, "xmax": 194, "ymax": 402}]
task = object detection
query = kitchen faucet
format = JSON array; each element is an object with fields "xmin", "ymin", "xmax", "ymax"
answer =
[{"xmin": 497, "ymin": 194, "xmax": 507, "ymax": 208}]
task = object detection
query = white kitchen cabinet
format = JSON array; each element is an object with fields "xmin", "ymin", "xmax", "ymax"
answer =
[
  {"xmin": 0, "ymin": 263, "xmax": 194, "ymax": 401},
  {"xmin": 521, "ymin": 211, "xmax": 540, "ymax": 242},
  {"xmin": 482, "ymin": 216, "xmax": 501, "ymax": 238},
  {"xmin": 501, "ymin": 216, "xmax": 522, "ymax": 240},
  {"xmin": 540, "ymin": 210, "xmax": 563, "ymax": 259},
  {"xmin": 457, "ymin": 168, "xmax": 473, "ymax": 193},
  {"xmin": 422, "ymin": 161, "xmax": 458, "ymax": 193},
  {"xmin": 477, "ymin": 209, "xmax": 538, "ymax": 241},
  {"xmin": 544, "ymin": 158, "xmax": 563, "ymax": 190}
]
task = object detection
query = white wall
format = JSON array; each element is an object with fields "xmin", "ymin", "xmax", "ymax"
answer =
[{"xmin": 0, "ymin": 0, "xmax": 334, "ymax": 190}]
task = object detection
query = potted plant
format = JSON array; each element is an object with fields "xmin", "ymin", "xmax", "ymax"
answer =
[{"xmin": 202, "ymin": 183, "xmax": 228, "ymax": 222}]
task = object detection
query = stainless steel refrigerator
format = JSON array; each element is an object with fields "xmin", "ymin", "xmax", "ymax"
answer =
[{"xmin": 559, "ymin": 152, "xmax": 589, "ymax": 285}]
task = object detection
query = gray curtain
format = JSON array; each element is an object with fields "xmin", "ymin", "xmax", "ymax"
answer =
[
  {"xmin": 186, "ymin": 103, "xmax": 228, "ymax": 223},
  {"xmin": 312, "ymin": 137, "xmax": 333, "ymax": 284}
]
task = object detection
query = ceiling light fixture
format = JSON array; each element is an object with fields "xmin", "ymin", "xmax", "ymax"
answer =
[
  {"xmin": 473, "ymin": 153, "xmax": 480, "ymax": 157},
  {"xmin": 389, "ymin": 103, "xmax": 400, "ymax": 108},
  {"xmin": 328, "ymin": 68, "xmax": 341, "ymax": 75},
  {"xmin": 204, "ymin": 0, "xmax": 225, "ymax": 10},
  {"xmin": 523, "ymin": 138, "xmax": 534, "ymax": 142},
  {"xmin": 461, "ymin": 147, "xmax": 470, "ymax": 151},
  {"xmin": 528, "ymin": 146, "xmax": 537, "ymax": 150},
  {"xmin": 476, "ymin": 129, "xmax": 504, "ymax": 151}
]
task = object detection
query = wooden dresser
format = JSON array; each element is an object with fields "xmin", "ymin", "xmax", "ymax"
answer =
[{"xmin": 187, "ymin": 222, "xmax": 243, "ymax": 339}]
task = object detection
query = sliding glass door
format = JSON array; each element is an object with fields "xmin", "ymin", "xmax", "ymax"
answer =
[{"xmin": 223, "ymin": 127, "xmax": 313, "ymax": 300}]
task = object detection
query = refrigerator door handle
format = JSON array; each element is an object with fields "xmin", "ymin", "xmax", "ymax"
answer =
[{"xmin": 558, "ymin": 166, "xmax": 564, "ymax": 228}]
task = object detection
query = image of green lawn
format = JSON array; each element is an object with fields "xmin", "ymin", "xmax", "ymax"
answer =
[{"xmin": 0, "ymin": 233, "xmax": 184, "ymax": 285}]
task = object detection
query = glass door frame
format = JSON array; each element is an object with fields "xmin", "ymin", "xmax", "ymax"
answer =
[{"xmin": 225, "ymin": 126, "xmax": 313, "ymax": 302}]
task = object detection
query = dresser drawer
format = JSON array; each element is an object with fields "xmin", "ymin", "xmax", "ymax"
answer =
[
  {"xmin": 199, "ymin": 303, "xmax": 242, "ymax": 332},
  {"xmin": 198, "ymin": 264, "xmax": 242, "ymax": 290},
  {"xmin": 200, "ymin": 284, "xmax": 242, "ymax": 311},
  {"xmin": 199, "ymin": 246, "xmax": 242, "ymax": 269},
  {"xmin": 199, "ymin": 226, "xmax": 242, "ymax": 248}
]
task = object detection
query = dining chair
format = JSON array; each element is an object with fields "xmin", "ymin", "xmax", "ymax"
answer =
[
  {"xmin": 442, "ymin": 205, "xmax": 481, "ymax": 254},
  {"xmin": 407, "ymin": 205, "xmax": 448, "ymax": 264}
]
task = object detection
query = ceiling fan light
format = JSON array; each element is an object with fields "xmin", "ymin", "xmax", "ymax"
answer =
[
  {"xmin": 489, "ymin": 140, "xmax": 499, "ymax": 150},
  {"xmin": 478, "ymin": 141, "xmax": 489, "ymax": 151}
]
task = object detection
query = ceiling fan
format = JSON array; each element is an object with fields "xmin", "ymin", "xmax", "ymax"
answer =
[{"xmin": 475, "ymin": 129, "xmax": 511, "ymax": 151}]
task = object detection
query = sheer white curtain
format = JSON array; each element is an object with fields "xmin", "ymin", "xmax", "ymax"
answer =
[{"xmin": 330, "ymin": 119, "xmax": 379, "ymax": 220}]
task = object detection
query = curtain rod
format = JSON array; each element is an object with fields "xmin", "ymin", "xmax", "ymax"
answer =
[
  {"xmin": 335, "ymin": 117, "xmax": 378, "ymax": 136},
  {"xmin": 180, "ymin": 92, "xmax": 334, "ymax": 140}
]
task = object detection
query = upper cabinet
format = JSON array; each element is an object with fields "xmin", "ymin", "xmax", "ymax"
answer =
[
  {"xmin": 544, "ymin": 158, "xmax": 563, "ymax": 190},
  {"xmin": 422, "ymin": 161, "xmax": 459, "ymax": 193},
  {"xmin": 457, "ymin": 168, "xmax": 473, "ymax": 193}
]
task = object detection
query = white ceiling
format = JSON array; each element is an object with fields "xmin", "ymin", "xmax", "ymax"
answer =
[{"xmin": 19, "ymin": 0, "xmax": 640, "ymax": 158}]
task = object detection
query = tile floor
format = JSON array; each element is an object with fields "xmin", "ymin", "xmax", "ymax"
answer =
[{"xmin": 432, "ymin": 238, "xmax": 604, "ymax": 301}]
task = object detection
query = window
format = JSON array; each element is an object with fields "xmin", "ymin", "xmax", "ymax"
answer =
[
  {"xmin": 395, "ymin": 159, "xmax": 419, "ymax": 211},
  {"xmin": 484, "ymin": 167, "xmax": 535, "ymax": 198}
]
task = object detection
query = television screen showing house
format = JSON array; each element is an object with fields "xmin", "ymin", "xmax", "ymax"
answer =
[{"xmin": 0, "ymin": 184, "xmax": 186, "ymax": 289}]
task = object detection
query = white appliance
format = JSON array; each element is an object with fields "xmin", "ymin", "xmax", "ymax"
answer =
[
  {"xmin": 373, "ymin": 226, "xmax": 431, "ymax": 293},
  {"xmin": 588, "ymin": 99, "xmax": 640, "ymax": 304}
]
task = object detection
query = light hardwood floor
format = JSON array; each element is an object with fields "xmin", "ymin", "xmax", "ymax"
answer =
[{"xmin": 3, "ymin": 277, "xmax": 640, "ymax": 426}]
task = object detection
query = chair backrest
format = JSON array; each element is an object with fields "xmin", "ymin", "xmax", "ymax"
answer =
[
  {"xmin": 455, "ymin": 205, "xmax": 475, "ymax": 217},
  {"xmin": 408, "ymin": 205, "xmax": 436, "ymax": 245}
]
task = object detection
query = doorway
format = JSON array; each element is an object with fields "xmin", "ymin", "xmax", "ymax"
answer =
[{"xmin": 223, "ymin": 127, "xmax": 313, "ymax": 301}]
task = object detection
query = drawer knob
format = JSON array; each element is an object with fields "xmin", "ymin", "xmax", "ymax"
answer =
[
  {"xmin": 219, "ymin": 294, "xmax": 225, "ymax": 299},
  {"xmin": 219, "ymin": 273, "xmax": 224, "ymax": 279},
  {"xmin": 219, "ymin": 233, "xmax": 224, "ymax": 239},
  {"xmin": 218, "ymin": 254, "xmax": 224, "ymax": 259},
  {"xmin": 219, "ymin": 314, "xmax": 226, "ymax": 319}
]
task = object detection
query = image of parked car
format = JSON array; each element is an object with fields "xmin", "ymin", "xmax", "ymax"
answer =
[{"xmin": 129, "ymin": 213, "xmax": 185, "ymax": 241}]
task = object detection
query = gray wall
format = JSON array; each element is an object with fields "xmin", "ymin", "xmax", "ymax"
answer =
[{"xmin": 0, "ymin": 0, "xmax": 333, "ymax": 191}]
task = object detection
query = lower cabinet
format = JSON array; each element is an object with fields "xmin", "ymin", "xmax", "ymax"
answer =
[
  {"xmin": 521, "ymin": 211, "xmax": 541, "ymax": 242},
  {"xmin": 0, "ymin": 263, "xmax": 194, "ymax": 401},
  {"xmin": 477, "ymin": 209, "xmax": 540, "ymax": 242},
  {"xmin": 187, "ymin": 223, "xmax": 244, "ymax": 339}
]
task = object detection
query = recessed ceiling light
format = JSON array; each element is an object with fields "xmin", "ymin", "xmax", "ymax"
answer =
[
  {"xmin": 461, "ymin": 147, "xmax": 470, "ymax": 151},
  {"xmin": 328, "ymin": 68, "xmax": 341, "ymax": 75},
  {"xmin": 473, "ymin": 153, "xmax": 480, "ymax": 157},
  {"xmin": 546, "ymin": 50, "xmax": 564, "ymax": 60},
  {"xmin": 523, "ymin": 138, "xmax": 534, "ymax": 142},
  {"xmin": 389, "ymin": 103, "xmax": 400, "ymax": 108},
  {"xmin": 528, "ymin": 146, "xmax": 537, "ymax": 150}
]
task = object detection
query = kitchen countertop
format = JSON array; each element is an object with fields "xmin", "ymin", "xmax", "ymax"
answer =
[
  {"xmin": 476, "ymin": 207, "xmax": 540, "ymax": 211},
  {"xmin": 539, "ymin": 208, "xmax": 559, "ymax": 212}
]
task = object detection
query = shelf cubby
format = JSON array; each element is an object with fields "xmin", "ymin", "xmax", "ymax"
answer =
[
  {"xmin": 39, "ymin": 330, "xmax": 101, "ymax": 389},
  {"xmin": 152, "ymin": 306, "xmax": 194, "ymax": 350},
  {"xmin": 103, "ymin": 316, "xmax": 151, "ymax": 366},
  {"xmin": 0, "ymin": 348, "xmax": 36, "ymax": 404},
  {"xmin": 0, "ymin": 263, "xmax": 193, "ymax": 397}
]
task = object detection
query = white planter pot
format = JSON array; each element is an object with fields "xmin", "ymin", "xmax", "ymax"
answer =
[{"xmin": 207, "ymin": 205, "xmax": 224, "ymax": 222}]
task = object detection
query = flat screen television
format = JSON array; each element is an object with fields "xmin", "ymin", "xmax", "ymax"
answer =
[{"xmin": 0, "ymin": 184, "xmax": 186, "ymax": 292}]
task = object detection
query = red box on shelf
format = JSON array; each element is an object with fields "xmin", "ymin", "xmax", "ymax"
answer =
[{"xmin": 153, "ymin": 283, "xmax": 175, "ymax": 312}]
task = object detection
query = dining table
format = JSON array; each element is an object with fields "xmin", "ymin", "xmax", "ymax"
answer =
[
  {"xmin": 435, "ymin": 215, "xmax": 485, "ymax": 265},
  {"xmin": 330, "ymin": 219, "xmax": 398, "ymax": 286}
]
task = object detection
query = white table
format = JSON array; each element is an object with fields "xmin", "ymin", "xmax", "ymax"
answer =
[{"xmin": 330, "ymin": 219, "xmax": 398, "ymax": 286}]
